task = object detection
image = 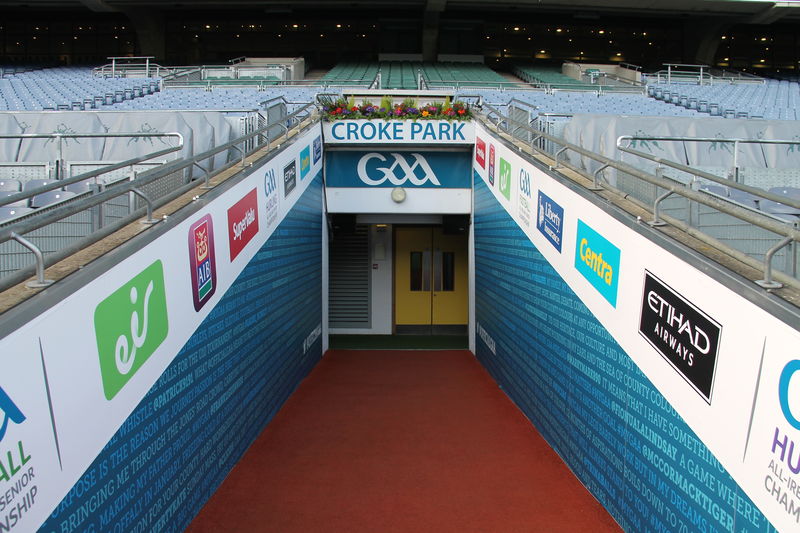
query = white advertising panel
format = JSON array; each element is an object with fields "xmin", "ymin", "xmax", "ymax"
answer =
[
  {"xmin": 473, "ymin": 122, "xmax": 800, "ymax": 532},
  {"xmin": 0, "ymin": 125, "xmax": 324, "ymax": 531}
]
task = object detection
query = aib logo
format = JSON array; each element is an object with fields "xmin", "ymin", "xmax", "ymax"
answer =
[
  {"xmin": 779, "ymin": 360, "xmax": 800, "ymax": 431},
  {"xmin": 94, "ymin": 260, "xmax": 169, "ymax": 400},
  {"xmin": 0, "ymin": 388, "xmax": 25, "ymax": 442},
  {"xmin": 498, "ymin": 157, "xmax": 511, "ymax": 200},
  {"xmin": 189, "ymin": 215, "xmax": 217, "ymax": 310},
  {"xmin": 356, "ymin": 152, "xmax": 441, "ymax": 186}
]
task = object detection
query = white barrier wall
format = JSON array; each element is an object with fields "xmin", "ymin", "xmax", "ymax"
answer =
[
  {"xmin": 473, "ymin": 121, "xmax": 800, "ymax": 532},
  {"xmin": 0, "ymin": 125, "xmax": 324, "ymax": 532}
]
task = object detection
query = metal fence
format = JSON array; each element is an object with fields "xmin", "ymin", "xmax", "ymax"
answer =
[
  {"xmin": 0, "ymin": 103, "xmax": 317, "ymax": 290},
  {"xmin": 478, "ymin": 104, "xmax": 800, "ymax": 290}
]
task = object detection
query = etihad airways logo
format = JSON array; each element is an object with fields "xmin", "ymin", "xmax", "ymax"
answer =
[
  {"xmin": 639, "ymin": 271, "xmax": 720, "ymax": 402},
  {"xmin": 357, "ymin": 152, "xmax": 441, "ymax": 186}
]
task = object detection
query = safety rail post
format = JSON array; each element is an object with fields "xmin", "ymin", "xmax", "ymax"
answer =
[
  {"xmin": 591, "ymin": 164, "xmax": 609, "ymax": 191},
  {"xmin": 554, "ymin": 146, "xmax": 568, "ymax": 169},
  {"xmin": 192, "ymin": 162, "xmax": 212, "ymax": 189},
  {"xmin": 649, "ymin": 190, "xmax": 675, "ymax": 227},
  {"xmin": 130, "ymin": 188, "xmax": 158, "ymax": 224},
  {"xmin": 11, "ymin": 233, "xmax": 53, "ymax": 288},
  {"xmin": 756, "ymin": 237, "xmax": 794, "ymax": 289}
]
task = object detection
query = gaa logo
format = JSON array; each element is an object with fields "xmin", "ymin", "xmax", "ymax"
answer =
[{"xmin": 356, "ymin": 152, "xmax": 441, "ymax": 186}]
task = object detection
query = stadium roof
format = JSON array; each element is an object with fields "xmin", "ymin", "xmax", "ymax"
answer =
[{"xmin": 4, "ymin": 0, "xmax": 800, "ymax": 23}]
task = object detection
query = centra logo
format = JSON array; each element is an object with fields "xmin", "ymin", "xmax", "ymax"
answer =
[
  {"xmin": 94, "ymin": 260, "xmax": 169, "ymax": 400},
  {"xmin": 574, "ymin": 220, "xmax": 621, "ymax": 307},
  {"xmin": 0, "ymin": 387, "xmax": 25, "ymax": 442},
  {"xmin": 357, "ymin": 152, "xmax": 440, "ymax": 186}
]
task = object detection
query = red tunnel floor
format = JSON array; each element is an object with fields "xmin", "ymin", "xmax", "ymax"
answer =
[{"xmin": 187, "ymin": 349, "xmax": 622, "ymax": 533}]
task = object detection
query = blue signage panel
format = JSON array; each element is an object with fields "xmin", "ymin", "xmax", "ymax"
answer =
[
  {"xmin": 325, "ymin": 150, "xmax": 472, "ymax": 188},
  {"xmin": 574, "ymin": 219, "xmax": 621, "ymax": 307},
  {"xmin": 536, "ymin": 191, "xmax": 564, "ymax": 253}
]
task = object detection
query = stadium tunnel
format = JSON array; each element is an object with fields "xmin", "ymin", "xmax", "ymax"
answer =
[{"xmin": 0, "ymin": 92, "xmax": 798, "ymax": 532}]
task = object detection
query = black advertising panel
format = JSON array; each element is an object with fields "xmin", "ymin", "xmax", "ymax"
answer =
[{"xmin": 639, "ymin": 271, "xmax": 722, "ymax": 403}]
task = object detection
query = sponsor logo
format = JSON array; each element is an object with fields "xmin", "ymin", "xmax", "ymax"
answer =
[
  {"xmin": 284, "ymin": 160, "xmax": 297, "ymax": 197},
  {"xmin": 475, "ymin": 138, "xmax": 486, "ymax": 169},
  {"xmin": 488, "ymin": 144, "xmax": 496, "ymax": 185},
  {"xmin": 498, "ymin": 157, "xmax": 511, "ymax": 200},
  {"xmin": 537, "ymin": 191, "xmax": 564, "ymax": 252},
  {"xmin": 228, "ymin": 189, "xmax": 259, "ymax": 261},
  {"xmin": 312, "ymin": 136, "xmax": 322, "ymax": 163},
  {"xmin": 264, "ymin": 168, "xmax": 280, "ymax": 228},
  {"xmin": 356, "ymin": 152, "xmax": 441, "ymax": 186},
  {"xmin": 94, "ymin": 261, "xmax": 169, "ymax": 400},
  {"xmin": 299, "ymin": 146, "xmax": 311, "ymax": 179},
  {"xmin": 779, "ymin": 360, "xmax": 800, "ymax": 431},
  {"xmin": 188, "ymin": 215, "xmax": 217, "ymax": 311},
  {"xmin": 517, "ymin": 168, "xmax": 533, "ymax": 228},
  {"xmin": 639, "ymin": 271, "xmax": 721, "ymax": 402},
  {"xmin": 519, "ymin": 168, "xmax": 531, "ymax": 198},
  {"xmin": 574, "ymin": 220, "xmax": 620, "ymax": 307},
  {"xmin": 0, "ymin": 388, "xmax": 25, "ymax": 442}
]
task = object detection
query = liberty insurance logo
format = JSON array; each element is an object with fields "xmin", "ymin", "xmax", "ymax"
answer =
[
  {"xmin": 356, "ymin": 152, "xmax": 441, "ymax": 186},
  {"xmin": 94, "ymin": 260, "xmax": 169, "ymax": 400},
  {"xmin": 189, "ymin": 214, "xmax": 217, "ymax": 310}
]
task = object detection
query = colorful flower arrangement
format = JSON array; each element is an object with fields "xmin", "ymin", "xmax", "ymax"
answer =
[{"xmin": 319, "ymin": 95, "xmax": 471, "ymax": 121}]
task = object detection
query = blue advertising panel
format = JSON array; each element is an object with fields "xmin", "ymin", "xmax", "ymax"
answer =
[{"xmin": 325, "ymin": 150, "xmax": 471, "ymax": 188}]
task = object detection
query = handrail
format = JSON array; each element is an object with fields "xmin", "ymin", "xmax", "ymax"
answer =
[
  {"xmin": 615, "ymin": 135, "xmax": 800, "ymax": 211},
  {"xmin": 0, "ymin": 132, "xmax": 183, "ymax": 207},
  {"xmin": 0, "ymin": 102, "xmax": 319, "ymax": 290},
  {"xmin": 477, "ymin": 102, "xmax": 800, "ymax": 287}
]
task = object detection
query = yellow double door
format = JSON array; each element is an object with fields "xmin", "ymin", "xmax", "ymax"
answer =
[{"xmin": 394, "ymin": 227, "xmax": 468, "ymax": 328}]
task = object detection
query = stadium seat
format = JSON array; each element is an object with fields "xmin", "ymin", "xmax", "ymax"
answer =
[
  {"xmin": 30, "ymin": 190, "xmax": 77, "ymax": 208},
  {"xmin": 0, "ymin": 206, "xmax": 33, "ymax": 222}
]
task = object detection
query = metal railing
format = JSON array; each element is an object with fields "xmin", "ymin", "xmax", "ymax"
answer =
[
  {"xmin": 477, "ymin": 103, "xmax": 800, "ymax": 290},
  {"xmin": 0, "ymin": 103, "xmax": 318, "ymax": 290},
  {"xmin": 0, "ymin": 132, "xmax": 183, "ymax": 188},
  {"xmin": 93, "ymin": 57, "xmax": 162, "ymax": 78}
]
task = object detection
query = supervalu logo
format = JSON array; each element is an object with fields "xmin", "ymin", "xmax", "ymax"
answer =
[
  {"xmin": 574, "ymin": 220, "xmax": 621, "ymax": 307},
  {"xmin": 475, "ymin": 138, "xmax": 486, "ymax": 169},
  {"xmin": 94, "ymin": 260, "xmax": 169, "ymax": 400}
]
